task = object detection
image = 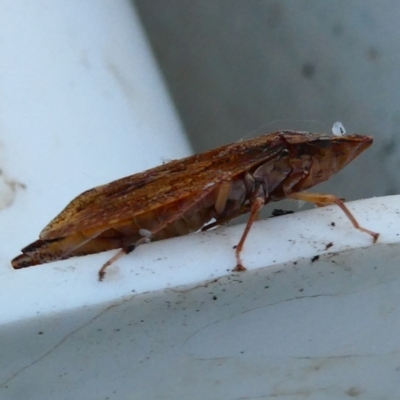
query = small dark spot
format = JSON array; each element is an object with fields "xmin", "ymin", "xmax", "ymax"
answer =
[
  {"xmin": 346, "ymin": 386, "xmax": 363, "ymax": 397},
  {"xmin": 311, "ymin": 255, "xmax": 320, "ymax": 263},
  {"xmin": 299, "ymin": 288, "xmax": 304, "ymax": 292},
  {"xmin": 213, "ymin": 295, "xmax": 217, "ymax": 300},
  {"xmin": 265, "ymin": 286, "xmax": 269, "ymax": 289},
  {"xmin": 325, "ymin": 242, "xmax": 333, "ymax": 250},
  {"xmin": 331, "ymin": 222, "xmax": 335, "ymax": 227},
  {"xmin": 366, "ymin": 46, "xmax": 379, "ymax": 61},
  {"xmin": 271, "ymin": 209, "xmax": 294, "ymax": 217},
  {"xmin": 126, "ymin": 244, "xmax": 135, "ymax": 253},
  {"xmin": 233, "ymin": 245, "xmax": 237, "ymax": 249},
  {"xmin": 293, "ymin": 261, "xmax": 297, "ymax": 265},
  {"xmin": 332, "ymin": 23, "xmax": 344, "ymax": 36},
  {"xmin": 38, "ymin": 331, "xmax": 44, "ymax": 335},
  {"xmin": 381, "ymin": 138, "xmax": 397, "ymax": 156},
  {"xmin": 302, "ymin": 63, "xmax": 316, "ymax": 79},
  {"xmin": 386, "ymin": 187, "xmax": 398, "ymax": 196},
  {"xmin": 266, "ymin": 2, "xmax": 284, "ymax": 28}
]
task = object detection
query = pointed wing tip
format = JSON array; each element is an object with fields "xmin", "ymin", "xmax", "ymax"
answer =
[{"xmin": 11, "ymin": 253, "xmax": 37, "ymax": 269}]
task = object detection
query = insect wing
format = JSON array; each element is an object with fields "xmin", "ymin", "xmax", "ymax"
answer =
[{"xmin": 40, "ymin": 133, "xmax": 284, "ymax": 240}]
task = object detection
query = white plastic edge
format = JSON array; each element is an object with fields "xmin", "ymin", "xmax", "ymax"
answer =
[{"xmin": 2, "ymin": 195, "xmax": 399, "ymax": 325}]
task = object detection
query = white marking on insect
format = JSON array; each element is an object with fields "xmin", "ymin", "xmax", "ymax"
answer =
[
  {"xmin": 139, "ymin": 228, "xmax": 152, "ymax": 238},
  {"xmin": 332, "ymin": 122, "xmax": 346, "ymax": 136}
]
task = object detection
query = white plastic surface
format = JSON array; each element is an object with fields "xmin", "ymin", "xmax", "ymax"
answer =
[{"xmin": 2, "ymin": 196, "xmax": 400, "ymax": 399}]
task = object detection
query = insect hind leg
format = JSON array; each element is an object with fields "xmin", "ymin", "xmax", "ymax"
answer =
[{"xmin": 289, "ymin": 191, "xmax": 379, "ymax": 243}]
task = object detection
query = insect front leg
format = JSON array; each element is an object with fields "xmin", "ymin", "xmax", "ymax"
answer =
[{"xmin": 288, "ymin": 192, "xmax": 379, "ymax": 243}]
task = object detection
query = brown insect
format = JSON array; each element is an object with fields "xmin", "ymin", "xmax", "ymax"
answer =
[{"xmin": 11, "ymin": 131, "xmax": 378, "ymax": 281}]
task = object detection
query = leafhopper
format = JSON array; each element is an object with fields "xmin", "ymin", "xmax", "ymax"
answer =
[{"xmin": 12, "ymin": 131, "xmax": 378, "ymax": 280}]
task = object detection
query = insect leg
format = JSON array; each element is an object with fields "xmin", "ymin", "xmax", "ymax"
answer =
[
  {"xmin": 203, "ymin": 173, "xmax": 255, "ymax": 231},
  {"xmin": 98, "ymin": 242, "xmax": 141, "ymax": 281},
  {"xmin": 214, "ymin": 181, "xmax": 232, "ymax": 215},
  {"xmin": 98, "ymin": 180, "xmax": 230, "ymax": 281},
  {"xmin": 288, "ymin": 192, "xmax": 379, "ymax": 243},
  {"xmin": 233, "ymin": 196, "xmax": 265, "ymax": 272}
]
